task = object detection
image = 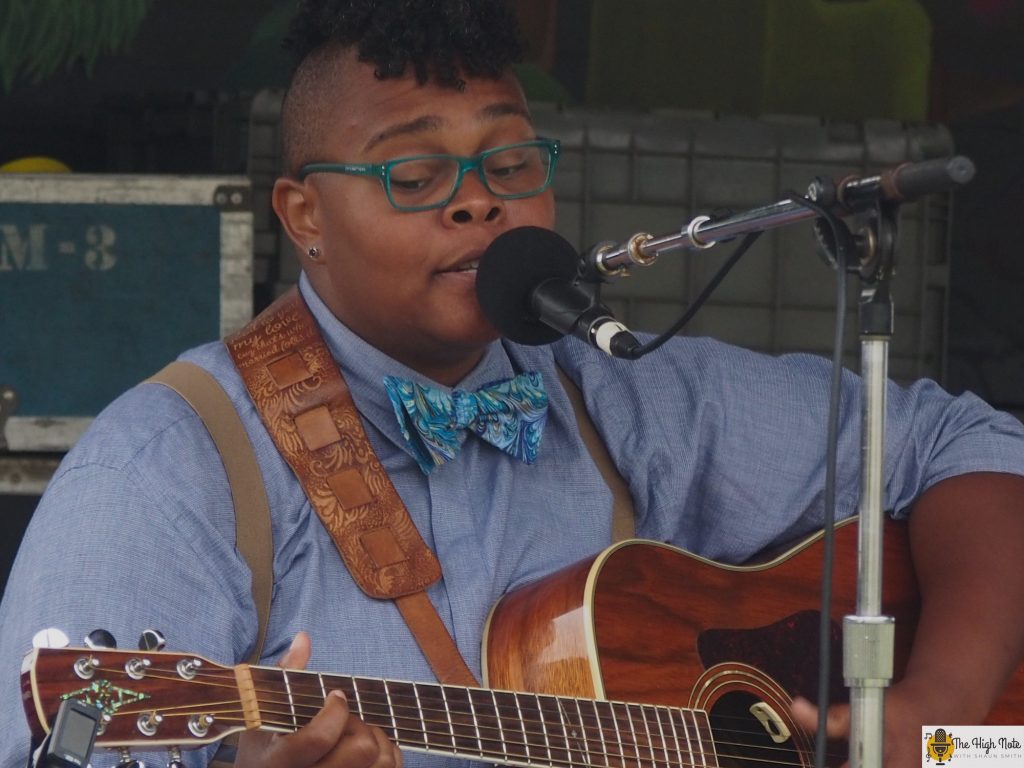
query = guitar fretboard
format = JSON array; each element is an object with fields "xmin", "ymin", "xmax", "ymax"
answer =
[{"xmin": 248, "ymin": 666, "xmax": 717, "ymax": 768}]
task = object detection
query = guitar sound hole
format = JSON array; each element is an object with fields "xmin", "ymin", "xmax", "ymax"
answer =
[{"xmin": 708, "ymin": 691, "xmax": 802, "ymax": 768}]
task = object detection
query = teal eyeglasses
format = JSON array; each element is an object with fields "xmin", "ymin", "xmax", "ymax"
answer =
[{"xmin": 299, "ymin": 138, "xmax": 560, "ymax": 212}]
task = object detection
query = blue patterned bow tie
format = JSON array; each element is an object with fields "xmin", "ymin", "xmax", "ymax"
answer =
[{"xmin": 383, "ymin": 372, "xmax": 548, "ymax": 475}]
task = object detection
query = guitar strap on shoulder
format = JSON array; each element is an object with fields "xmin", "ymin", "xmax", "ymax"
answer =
[
  {"xmin": 225, "ymin": 287, "xmax": 478, "ymax": 687},
  {"xmin": 145, "ymin": 361, "xmax": 273, "ymax": 667},
  {"xmin": 556, "ymin": 367, "xmax": 636, "ymax": 542},
  {"xmin": 145, "ymin": 288, "xmax": 635, "ymax": 696}
]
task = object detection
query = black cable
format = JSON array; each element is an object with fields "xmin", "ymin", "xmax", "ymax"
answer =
[
  {"xmin": 784, "ymin": 191, "xmax": 853, "ymax": 768},
  {"xmin": 625, "ymin": 231, "xmax": 763, "ymax": 359}
]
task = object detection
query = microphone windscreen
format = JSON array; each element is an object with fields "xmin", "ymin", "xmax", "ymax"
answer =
[{"xmin": 476, "ymin": 226, "xmax": 579, "ymax": 345}]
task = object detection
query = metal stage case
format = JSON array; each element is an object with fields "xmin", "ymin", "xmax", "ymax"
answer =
[{"xmin": 0, "ymin": 174, "xmax": 253, "ymax": 493}]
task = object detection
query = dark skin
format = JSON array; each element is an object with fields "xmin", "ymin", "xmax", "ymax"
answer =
[
  {"xmin": 792, "ymin": 471, "xmax": 1024, "ymax": 768},
  {"xmin": 273, "ymin": 51, "xmax": 554, "ymax": 387},
  {"xmin": 247, "ymin": 47, "xmax": 1024, "ymax": 768}
]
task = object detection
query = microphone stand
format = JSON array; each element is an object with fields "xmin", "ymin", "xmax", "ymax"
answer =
[
  {"xmin": 839, "ymin": 198, "xmax": 900, "ymax": 768},
  {"xmin": 583, "ymin": 157, "xmax": 973, "ymax": 768}
]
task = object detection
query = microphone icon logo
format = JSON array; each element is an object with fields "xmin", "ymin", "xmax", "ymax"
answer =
[{"xmin": 926, "ymin": 728, "xmax": 956, "ymax": 764}]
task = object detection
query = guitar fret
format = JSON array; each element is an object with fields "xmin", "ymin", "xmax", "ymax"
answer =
[
  {"xmin": 691, "ymin": 708, "xmax": 717, "ymax": 768},
  {"xmin": 355, "ymin": 677, "xmax": 396, "ymax": 731},
  {"xmin": 616, "ymin": 702, "xmax": 641, "ymax": 768},
  {"xmin": 439, "ymin": 684, "xmax": 459, "ymax": 751},
  {"xmin": 534, "ymin": 693, "xmax": 554, "ymax": 764},
  {"xmin": 661, "ymin": 707, "xmax": 683, "ymax": 768},
  {"xmin": 695, "ymin": 708, "xmax": 712, "ymax": 768},
  {"xmin": 317, "ymin": 672, "xmax": 327, "ymax": 708},
  {"xmin": 512, "ymin": 691, "xmax": 533, "ymax": 763},
  {"xmin": 467, "ymin": 688, "xmax": 504, "ymax": 760},
  {"xmin": 281, "ymin": 669, "xmax": 299, "ymax": 729},
  {"xmin": 489, "ymin": 689, "xmax": 510, "ymax": 763},
  {"xmin": 411, "ymin": 683, "xmax": 430, "ymax": 750},
  {"xmin": 537, "ymin": 693, "xmax": 575, "ymax": 767},
  {"xmin": 634, "ymin": 704, "xmax": 657, "ymax": 768},
  {"xmin": 245, "ymin": 667, "xmax": 306, "ymax": 729},
  {"xmin": 585, "ymin": 700, "xmax": 606, "ymax": 765},
  {"xmin": 410, "ymin": 681, "xmax": 454, "ymax": 753},
  {"xmin": 493, "ymin": 690, "xmax": 529, "ymax": 763},
  {"xmin": 351, "ymin": 676, "xmax": 365, "ymax": 721},
  {"xmin": 609, "ymin": 701, "xmax": 630, "ymax": 768},
  {"xmin": 288, "ymin": 669, "xmax": 329, "ymax": 727},
  {"xmin": 630, "ymin": 708, "xmax": 647, "ymax": 765},
  {"xmin": 649, "ymin": 706, "xmax": 673, "ymax": 768},
  {"xmin": 463, "ymin": 686, "xmax": 484, "ymax": 757},
  {"xmin": 573, "ymin": 698, "xmax": 595, "ymax": 767},
  {"xmin": 679, "ymin": 709, "xmax": 703, "ymax": 768},
  {"xmin": 382, "ymin": 680, "xmax": 400, "ymax": 741},
  {"xmin": 554, "ymin": 696, "xmax": 585, "ymax": 767},
  {"xmin": 671, "ymin": 708, "xmax": 694, "ymax": 768},
  {"xmin": 556, "ymin": 699, "xmax": 572, "ymax": 761},
  {"xmin": 446, "ymin": 685, "xmax": 479, "ymax": 755}
]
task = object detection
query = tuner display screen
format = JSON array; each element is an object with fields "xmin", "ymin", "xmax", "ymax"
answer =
[{"xmin": 47, "ymin": 700, "xmax": 101, "ymax": 768}]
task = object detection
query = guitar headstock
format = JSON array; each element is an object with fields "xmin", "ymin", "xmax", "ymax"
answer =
[{"xmin": 22, "ymin": 645, "xmax": 248, "ymax": 750}]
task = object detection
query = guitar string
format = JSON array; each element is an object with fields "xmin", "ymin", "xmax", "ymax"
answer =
[
  {"xmin": 103, "ymin": 706, "xmax": 827, "ymax": 768},
  {"xmin": 89, "ymin": 665, "xmax": 844, "ymax": 767},
  {"xmin": 139, "ymin": 663, "xmax": 788, "ymax": 739},
  {"xmin": 92, "ymin": 663, "xmax": 837, "ymax": 766},
  {"xmin": 93, "ymin": 663, "xmax": 798, "ymax": 745},
  {"xmin": 101, "ymin": 708, "xmax": 832, "ymax": 768},
  {"xmin": 89, "ymin": 662, "xmax": 835, "ymax": 766}
]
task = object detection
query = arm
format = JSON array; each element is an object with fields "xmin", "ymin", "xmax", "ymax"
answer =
[
  {"xmin": 794, "ymin": 470, "xmax": 1024, "ymax": 768},
  {"xmin": 899, "ymin": 470, "xmax": 1024, "ymax": 718}
]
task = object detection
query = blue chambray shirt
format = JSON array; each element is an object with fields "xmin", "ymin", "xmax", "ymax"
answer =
[{"xmin": 3, "ymin": 272, "xmax": 1024, "ymax": 768}]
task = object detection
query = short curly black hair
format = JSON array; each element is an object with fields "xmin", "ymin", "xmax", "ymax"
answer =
[
  {"xmin": 278, "ymin": 0, "xmax": 528, "ymax": 175},
  {"xmin": 284, "ymin": 0, "xmax": 526, "ymax": 89}
]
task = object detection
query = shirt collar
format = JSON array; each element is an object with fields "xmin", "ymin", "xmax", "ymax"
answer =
[{"xmin": 297, "ymin": 272, "xmax": 521, "ymax": 449}]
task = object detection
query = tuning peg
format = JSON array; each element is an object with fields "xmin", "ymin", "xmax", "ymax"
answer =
[
  {"xmin": 84, "ymin": 629, "xmax": 117, "ymax": 649},
  {"xmin": 115, "ymin": 747, "xmax": 142, "ymax": 768},
  {"xmin": 138, "ymin": 629, "xmax": 166, "ymax": 651},
  {"xmin": 166, "ymin": 746, "xmax": 185, "ymax": 768},
  {"xmin": 31, "ymin": 627, "xmax": 70, "ymax": 649}
]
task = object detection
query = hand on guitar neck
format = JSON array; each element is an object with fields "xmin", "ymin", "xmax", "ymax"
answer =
[{"xmin": 236, "ymin": 632, "xmax": 403, "ymax": 768}]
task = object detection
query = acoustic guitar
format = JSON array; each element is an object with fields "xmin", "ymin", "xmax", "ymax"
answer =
[{"xmin": 22, "ymin": 519, "xmax": 1024, "ymax": 767}]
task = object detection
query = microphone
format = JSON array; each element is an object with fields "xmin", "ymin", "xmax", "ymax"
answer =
[{"xmin": 476, "ymin": 226, "xmax": 642, "ymax": 358}]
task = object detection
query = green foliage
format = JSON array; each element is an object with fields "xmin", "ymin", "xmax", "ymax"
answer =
[{"xmin": 0, "ymin": 0, "xmax": 152, "ymax": 92}]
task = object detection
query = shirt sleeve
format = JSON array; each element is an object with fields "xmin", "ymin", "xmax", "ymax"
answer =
[
  {"xmin": 556, "ymin": 335, "xmax": 1024, "ymax": 562},
  {"xmin": 0, "ymin": 393, "xmax": 259, "ymax": 768}
]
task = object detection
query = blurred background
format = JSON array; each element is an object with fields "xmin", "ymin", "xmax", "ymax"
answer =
[{"xmin": 2, "ymin": 0, "xmax": 1023, "ymax": 593}]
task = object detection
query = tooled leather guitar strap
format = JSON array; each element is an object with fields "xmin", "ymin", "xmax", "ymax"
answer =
[{"xmin": 225, "ymin": 287, "xmax": 478, "ymax": 687}]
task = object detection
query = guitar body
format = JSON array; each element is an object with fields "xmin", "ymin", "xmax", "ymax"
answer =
[{"xmin": 484, "ymin": 518, "xmax": 1024, "ymax": 767}]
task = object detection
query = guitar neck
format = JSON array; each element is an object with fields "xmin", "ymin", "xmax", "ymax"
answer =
[{"xmin": 246, "ymin": 665, "xmax": 717, "ymax": 768}]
